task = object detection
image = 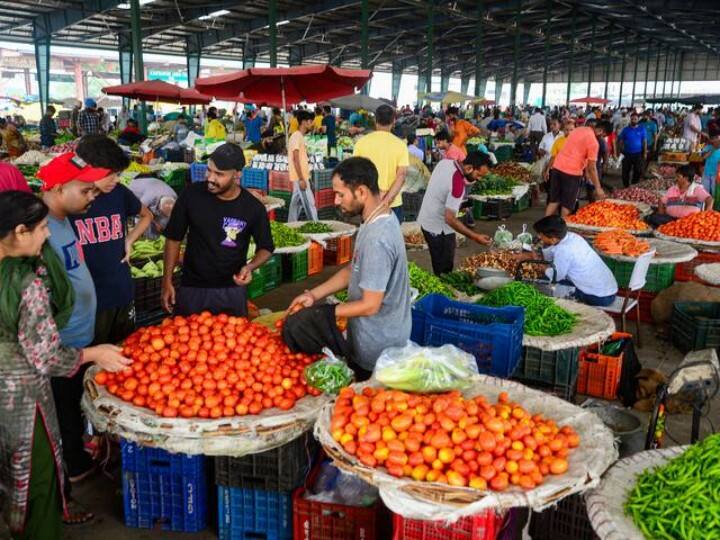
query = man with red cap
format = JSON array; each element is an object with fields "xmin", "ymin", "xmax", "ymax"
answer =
[{"xmin": 37, "ymin": 152, "xmax": 107, "ymax": 501}]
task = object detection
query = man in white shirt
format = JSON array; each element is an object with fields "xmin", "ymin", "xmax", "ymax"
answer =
[
  {"xmin": 538, "ymin": 119, "xmax": 561, "ymax": 159},
  {"xmin": 529, "ymin": 215, "xmax": 617, "ymax": 306},
  {"xmin": 683, "ymin": 105, "xmax": 703, "ymax": 147},
  {"xmin": 527, "ymin": 108, "xmax": 547, "ymax": 156},
  {"xmin": 613, "ymin": 109, "xmax": 630, "ymax": 134}
]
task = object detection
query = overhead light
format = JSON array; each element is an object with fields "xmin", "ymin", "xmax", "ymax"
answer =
[
  {"xmin": 261, "ymin": 19, "xmax": 291, "ymax": 29},
  {"xmin": 118, "ymin": 0, "xmax": 154, "ymax": 9},
  {"xmin": 199, "ymin": 9, "xmax": 230, "ymax": 20}
]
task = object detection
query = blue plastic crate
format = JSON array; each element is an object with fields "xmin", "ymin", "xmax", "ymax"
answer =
[
  {"xmin": 242, "ymin": 167, "xmax": 269, "ymax": 192},
  {"xmin": 411, "ymin": 294, "xmax": 524, "ymax": 378},
  {"xmin": 121, "ymin": 440, "xmax": 207, "ymax": 533},
  {"xmin": 311, "ymin": 169, "xmax": 334, "ymax": 191},
  {"xmin": 190, "ymin": 162, "xmax": 208, "ymax": 183},
  {"xmin": 218, "ymin": 487, "xmax": 292, "ymax": 540}
]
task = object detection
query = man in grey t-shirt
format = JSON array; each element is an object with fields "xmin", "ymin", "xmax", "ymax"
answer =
[{"xmin": 283, "ymin": 157, "xmax": 411, "ymax": 377}]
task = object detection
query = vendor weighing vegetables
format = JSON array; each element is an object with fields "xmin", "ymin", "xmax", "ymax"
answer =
[
  {"xmin": 521, "ymin": 216, "xmax": 617, "ymax": 307},
  {"xmin": 161, "ymin": 143, "xmax": 274, "ymax": 317},
  {"xmin": 283, "ymin": 157, "xmax": 411, "ymax": 380}
]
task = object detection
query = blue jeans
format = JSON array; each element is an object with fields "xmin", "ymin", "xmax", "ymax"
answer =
[
  {"xmin": 574, "ymin": 288, "xmax": 616, "ymax": 307},
  {"xmin": 392, "ymin": 206, "xmax": 403, "ymax": 222}
]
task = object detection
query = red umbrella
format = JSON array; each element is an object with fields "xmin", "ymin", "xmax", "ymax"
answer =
[
  {"xmin": 570, "ymin": 96, "xmax": 610, "ymax": 105},
  {"xmin": 194, "ymin": 65, "xmax": 372, "ymax": 106},
  {"xmin": 102, "ymin": 79, "xmax": 213, "ymax": 105}
]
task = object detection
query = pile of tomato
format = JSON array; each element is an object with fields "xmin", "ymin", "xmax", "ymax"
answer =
[
  {"xmin": 94, "ymin": 312, "xmax": 320, "ymax": 419},
  {"xmin": 566, "ymin": 200, "xmax": 649, "ymax": 231},
  {"xmin": 658, "ymin": 210, "xmax": 720, "ymax": 242},
  {"xmin": 330, "ymin": 387, "xmax": 579, "ymax": 492}
]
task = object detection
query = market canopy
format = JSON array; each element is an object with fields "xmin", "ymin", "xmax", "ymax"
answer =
[
  {"xmin": 327, "ymin": 94, "xmax": 392, "ymax": 112},
  {"xmin": 195, "ymin": 65, "xmax": 373, "ymax": 106},
  {"xmin": 102, "ymin": 80, "xmax": 213, "ymax": 105},
  {"xmin": 570, "ymin": 96, "xmax": 610, "ymax": 105}
]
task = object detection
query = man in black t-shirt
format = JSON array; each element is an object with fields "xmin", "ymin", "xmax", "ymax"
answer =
[{"xmin": 161, "ymin": 143, "xmax": 274, "ymax": 317}]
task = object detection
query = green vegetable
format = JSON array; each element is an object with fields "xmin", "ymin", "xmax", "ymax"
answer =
[
  {"xmin": 270, "ymin": 221, "xmax": 307, "ymax": 248},
  {"xmin": 297, "ymin": 222, "xmax": 334, "ymax": 234},
  {"xmin": 131, "ymin": 238, "xmax": 166, "ymax": 261},
  {"xmin": 439, "ymin": 271, "xmax": 482, "ymax": 296},
  {"xmin": 334, "ymin": 289, "xmax": 349, "ymax": 302},
  {"xmin": 478, "ymin": 282, "xmax": 577, "ymax": 336},
  {"xmin": 625, "ymin": 434, "xmax": 720, "ymax": 540},
  {"xmin": 304, "ymin": 359, "xmax": 354, "ymax": 394},
  {"xmin": 375, "ymin": 349, "xmax": 476, "ymax": 392},
  {"xmin": 470, "ymin": 174, "xmax": 518, "ymax": 196},
  {"xmin": 132, "ymin": 260, "xmax": 165, "ymax": 278},
  {"xmin": 408, "ymin": 262, "xmax": 456, "ymax": 299}
]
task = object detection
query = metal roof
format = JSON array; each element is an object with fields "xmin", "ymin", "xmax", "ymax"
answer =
[{"xmin": 1, "ymin": 0, "xmax": 718, "ymax": 81}]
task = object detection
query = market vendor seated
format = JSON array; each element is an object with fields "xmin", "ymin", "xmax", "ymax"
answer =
[
  {"xmin": 282, "ymin": 157, "xmax": 411, "ymax": 381},
  {"xmin": 522, "ymin": 215, "xmax": 618, "ymax": 307},
  {"xmin": 117, "ymin": 119, "xmax": 145, "ymax": 146},
  {"xmin": 645, "ymin": 165, "xmax": 714, "ymax": 229}
]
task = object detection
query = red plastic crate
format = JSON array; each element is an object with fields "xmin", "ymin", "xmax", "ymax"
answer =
[
  {"xmin": 270, "ymin": 171, "xmax": 293, "ymax": 193},
  {"xmin": 293, "ymin": 486, "xmax": 380, "ymax": 540},
  {"xmin": 674, "ymin": 251, "xmax": 720, "ymax": 282},
  {"xmin": 268, "ymin": 209, "xmax": 276, "ymax": 221},
  {"xmin": 614, "ymin": 289, "xmax": 656, "ymax": 324},
  {"xmin": 392, "ymin": 511, "xmax": 499, "ymax": 540},
  {"xmin": 577, "ymin": 332, "xmax": 631, "ymax": 400},
  {"xmin": 315, "ymin": 188, "xmax": 336, "ymax": 209},
  {"xmin": 308, "ymin": 242, "xmax": 324, "ymax": 276},
  {"xmin": 323, "ymin": 236, "xmax": 353, "ymax": 266}
]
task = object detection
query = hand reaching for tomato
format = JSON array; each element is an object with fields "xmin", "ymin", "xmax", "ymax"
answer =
[
  {"xmin": 287, "ymin": 291, "xmax": 315, "ymax": 316},
  {"xmin": 233, "ymin": 265, "xmax": 253, "ymax": 286}
]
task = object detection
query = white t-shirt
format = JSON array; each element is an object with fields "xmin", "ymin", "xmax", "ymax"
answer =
[
  {"xmin": 528, "ymin": 112, "xmax": 547, "ymax": 133},
  {"xmin": 539, "ymin": 131, "xmax": 559, "ymax": 155},
  {"xmin": 417, "ymin": 159, "xmax": 466, "ymax": 236},
  {"xmin": 542, "ymin": 232, "xmax": 618, "ymax": 297},
  {"xmin": 683, "ymin": 113, "xmax": 702, "ymax": 144}
]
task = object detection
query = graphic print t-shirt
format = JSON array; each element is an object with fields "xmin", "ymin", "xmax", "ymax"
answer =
[
  {"xmin": 70, "ymin": 184, "xmax": 141, "ymax": 311},
  {"xmin": 164, "ymin": 183, "xmax": 275, "ymax": 288}
]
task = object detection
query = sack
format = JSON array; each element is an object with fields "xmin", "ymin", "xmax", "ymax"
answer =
[{"xmin": 651, "ymin": 281, "xmax": 720, "ymax": 324}]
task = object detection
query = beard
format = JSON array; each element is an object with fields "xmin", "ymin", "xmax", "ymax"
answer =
[{"xmin": 339, "ymin": 197, "xmax": 364, "ymax": 218}]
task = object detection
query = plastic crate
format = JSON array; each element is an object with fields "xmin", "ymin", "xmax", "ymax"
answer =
[
  {"xmin": 275, "ymin": 208, "xmax": 290, "ymax": 223},
  {"xmin": 311, "ymin": 169, "xmax": 334, "ymax": 191},
  {"xmin": 164, "ymin": 168, "xmax": 188, "ymax": 194},
  {"xmin": 218, "ymin": 487, "xmax": 292, "ymax": 540},
  {"xmin": 512, "ymin": 346, "xmax": 579, "ymax": 401},
  {"xmin": 411, "ymin": 294, "xmax": 524, "ymax": 378},
  {"xmin": 120, "ymin": 440, "xmax": 207, "ymax": 533},
  {"xmin": 471, "ymin": 199, "xmax": 484, "ymax": 220},
  {"xmin": 481, "ymin": 198, "xmax": 512, "ymax": 220},
  {"xmin": 215, "ymin": 432, "xmax": 316, "ymax": 492},
  {"xmin": 270, "ymin": 171, "xmax": 293, "ymax": 193},
  {"xmin": 392, "ymin": 510, "xmax": 499, "ymax": 540},
  {"xmin": 242, "ymin": 167, "xmax": 270, "ymax": 192},
  {"xmin": 259, "ymin": 254, "xmax": 283, "ymax": 292},
  {"xmin": 248, "ymin": 271, "xmax": 265, "ymax": 299},
  {"xmin": 190, "ymin": 162, "xmax": 208, "ymax": 183},
  {"xmin": 577, "ymin": 332, "xmax": 631, "ymax": 400},
  {"xmin": 317, "ymin": 207, "xmax": 339, "ymax": 221},
  {"xmin": 269, "ymin": 190, "xmax": 293, "ymax": 207},
  {"xmin": 314, "ymin": 188, "xmax": 335, "ymax": 209},
  {"xmin": 529, "ymin": 493, "xmax": 595, "ymax": 540},
  {"xmin": 671, "ymin": 302, "xmax": 720, "ymax": 352},
  {"xmin": 282, "ymin": 249, "xmax": 309, "ymax": 283},
  {"xmin": 323, "ymin": 236, "xmax": 353, "ymax": 266},
  {"xmin": 512, "ymin": 192, "xmax": 530, "ymax": 213},
  {"xmin": 674, "ymin": 251, "xmax": 720, "ymax": 282},
  {"xmin": 134, "ymin": 271, "xmax": 181, "ymax": 313},
  {"xmin": 602, "ymin": 258, "xmax": 675, "ymax": 293},
  {"xmin": 308, "ymin": 242, "xmax": 324, "ymax": 276},
  {"xmin": 402, "ymin": 191, "xmax": 425, "ymax": 218}
]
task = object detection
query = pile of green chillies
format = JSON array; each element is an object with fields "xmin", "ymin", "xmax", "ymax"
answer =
[
  {"xmin": 625, "ymin": 434, "xmax": 720, "ymax": 540},
  {"xmin": 477, "ymin": 282, "xmax": 576, "ymax": 336}
]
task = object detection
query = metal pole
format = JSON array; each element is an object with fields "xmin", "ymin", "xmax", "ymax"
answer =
[
  {"xmin": 269, "ymin": 0, "xmax": 277, "ymax": 67},
  {"xmin": 391, "ymin": 62, "xmax": 402, "ymax": 103},
  {"xmin": 360, "ymin": 0, "xmax": 369, "ymax": 94},
  {"xmin": 565, "ymin": 7, "xmax": 576, "ymax": 106},
  {"xmin": 587, "ymin": 18, "xmax": 596, "ymax": 98},
  {"xmin": 630, "ymin": 39, "xmax": 639, "ymax": 107},
  {"xmin": 618, "ymin": 33, "xmax": 628, "ymax": 107},
  {"xmin": 510, "ymin": 0, "xmax": 521, "ymax": 107},
  {"xmin": 475, "ymin": 0, "xmax": 484, "ymax": 98},
  {"xmin": 644, "ymin": 40, "xmax": 651, "ymax": 101},
  {"xmin": 662, "ymin": 45, "xmax": 670, "ymax": 98},
  {"xmin": 604, "ymin": 23, "xmax": 613, "ymax": 101},
  {"xmin": 653, "ymin": 46, "xmax": 661, "ymax": 98},
  {"xmin": 676, "ymin": 51, "xmax": 685, "ymax": 98},
  {"xmin": 34, "ymin": 36, "xmax": 50, "ymax": 115},
  {"xmin": 130, "ymin": 0, "xmax": 146, "ymax": 134},
  {"xmin": 669, "ymin": 51, "xmax": 679, "ymax": 97},
  {"xmin": 427, "ymin": 0, "xmax": 434, "ymax": 94},
  {"xmin": 541, "ymin": 0, "xmax": 551, "ymax": 107}
]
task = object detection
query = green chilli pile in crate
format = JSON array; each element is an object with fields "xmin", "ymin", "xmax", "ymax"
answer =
[{"xmin": 270, "ymin": 221, "xmax": 306, "ymax": 248}]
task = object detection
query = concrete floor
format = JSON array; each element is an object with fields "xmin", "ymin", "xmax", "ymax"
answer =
[{"xmin": 3, "ymin": 174, "xmax": 719, "ymax": 540}]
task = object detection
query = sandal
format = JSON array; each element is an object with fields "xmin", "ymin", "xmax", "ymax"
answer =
[{"xmin": 63, "ymin": 500, "xmax": 94, "ymax": 526}]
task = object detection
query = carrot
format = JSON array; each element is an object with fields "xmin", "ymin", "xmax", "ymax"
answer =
[{"xmin": 594, "ymin": 229, "xmax": 650, "ymax": 257}]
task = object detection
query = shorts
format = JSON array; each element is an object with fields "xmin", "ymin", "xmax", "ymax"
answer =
[{"xmin": 548, "ymin": 168, "xmax": 583, "ymax": 211}]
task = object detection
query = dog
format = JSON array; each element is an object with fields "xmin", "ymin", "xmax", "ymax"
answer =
[{"xmin": 633, "ymin": 368, "xmax": 693, "ymax": 414}]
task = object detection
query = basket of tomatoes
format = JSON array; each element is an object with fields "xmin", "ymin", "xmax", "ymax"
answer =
[
  {"xmin": 655, "ymin": 210, "xmax": 720, "ymax": 248},
  {"xmin": 313, "ymin": 376, "xmax": 617, "ymax": 521},
  {"xmin": 566, "ymin": 201, "xmax": 651, "ymax": 235},
  {"xmin": 81, "ymin": 312, "xmax": 333, "ymax": 457}
]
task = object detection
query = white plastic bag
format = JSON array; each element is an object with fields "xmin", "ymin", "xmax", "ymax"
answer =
[
  {"xmin": 373, "ymin": 343, "xmax": 479, "ymax": 393},
  {"xmin": 516, "ymin": 224, "xmax": 533, "ymax": 247},
  {"xmin": 493, "ymin": 225, "xmax": 514, "ymax": 248}
]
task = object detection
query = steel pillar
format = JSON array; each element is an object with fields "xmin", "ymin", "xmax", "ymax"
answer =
[
  {"xmin": 541, "ymin": 0, "xmax": 551, "ymax": 107},
  {"xmin": 494, "ymin": 78, "xmax": 503, "ymax": 104},
  {"xmin": 587, "ymin": 19, "xmax": 596, "ymax": 98},
  {"xmin": 669, "ymin": 51, "xmax": 679, "ymax": 97},
  {"xmin": 662, "ymin": 46, "xmax": 670, "ymax": 98},
  {"xmin": 360, "ymin": 0, "xmax": 369, "ymax": 94},
  {"xmin": 618, "ymin": 33, "xmax": 628, "ymax": 107},
  {"xmin": 269, "ymin": 0, "xmax": 277, "ymax": 67},
  {"xmin": 391, "ymin": 63, "xmax": 402, "ymax": 103},
  {"xmin": 426, "ymin": 0, "xmax": 434, "ymax": 94},
  {"xmin": 676, "ymin": 51, "xmax": 685, "ymax": 98},
  {"xmin": 653, "ymin": 47, "xmax": 661, "ymax": 98},
  {"xmin": 474, "ymin": 0, "xmax": 484, "ymax": 99},
  {"xmin": 522, "ymin": 82, "xmax": 531, "ymax": 106},
  {"xmin": 510, "ymin": 0, "xmax": 521, "ymax": 107},
  {"xmin": 644, "ymin": 40, "xmax": 651, "ymax": 101},
  {"xmin": 630, "ymin": 40, "xmax": 639, "ymax": 106},
  {"xmin": 186, "ymin": 50, "xmax": 201, "ymax": 89},
  {"xmin": 603, "ymin": 23, "xmax": 613, "ymax": 101},
  {"xmin": 243, "ymin": 40, "xmax": 256, "ymax": 69},
  {"xmin": 417, "ymin": 68, "xmax": 426, "ymax": 105},
  {"xmin": 130, "ymin": 0, "xmax": 146, "ymax": 133},
  {"xmin": 565, "ymin": 6, "xmax": 576, "ymax": 106},
  {"xmin": 33, "ymin": 36, "xmax": 50, "ymax": 115},
  {"xmin": 461, "ymin": 76, "xmax": 470, "ymax": 96},
  {"xmin": 440, "ymin": 68, "xmax": 450, "ymax": 93}
]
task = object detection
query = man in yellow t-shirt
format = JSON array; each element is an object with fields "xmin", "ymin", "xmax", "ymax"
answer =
[
  {"xmin": 312, "ymin": 107, "xmax": 323, "ymax": 133},
  {"xmin": 205, "ymin": 109, "xmax": 227, "ymax": 140},
  {"xmin": 352, "ymin": 105, "xmax": 409, "ymax": 221},
  {"xmin": 288, "ymin": 110, "xmax": 318, "ymax": 221},
  {"xmin": 288, "ymin": 110, "xmax": 299, "ymax": 135}
]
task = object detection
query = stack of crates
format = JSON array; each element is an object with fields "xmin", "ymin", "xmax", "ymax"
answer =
[
  {"xmin": 120, "ymin": 440, "xmax": 208, "ymax": 533},
  {"xmin": 190, "ymin": 162, "xmax": 208, "ymax": 183},
  {"xmin": 282, "ymin": 247, "xmax": 309, "ymax": 283},
  {"xmin": 323, "ymin": 236, "xmax": 353, "ymax": 266},
  {"xmin": 269, "ymin": 171, "xmax": 293, "ymax": 222},
  {"xmin": 242, "ymin": 167, "xmax": 269, "ymax": 193},
  {"xmin": 312, "ymin": 169, "xmax": 337, "ymax": 220},
  {"xmin": 307, "ymin": 242, "xmax": 324, "ymax": 276},
  {"xmin": 215, "ymin": 432, "xmax": 317, "ymax": 540},
  {"xmin": 511, "ymin": 346, "xmax": 580, "ymax": 402},
  {"xmin": 255, "ymin": 254, "xmax": 282, "ymax": 293}
]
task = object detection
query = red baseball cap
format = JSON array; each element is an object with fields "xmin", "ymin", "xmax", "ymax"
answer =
[{"xmin": 37, "ymin": 152, "xmax": 113, "ymax": 191}]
